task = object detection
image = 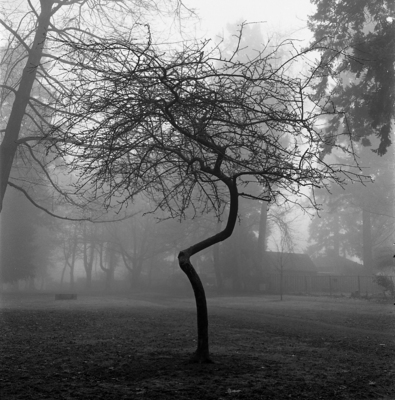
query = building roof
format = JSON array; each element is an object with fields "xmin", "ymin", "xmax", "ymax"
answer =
[
  {"xmin": 265, "ymin": 252, "xmax": 317, "ymax": 274},
  {"xmin": 313, "ymin": 255, "xmax": 368, "ymax": 275}
]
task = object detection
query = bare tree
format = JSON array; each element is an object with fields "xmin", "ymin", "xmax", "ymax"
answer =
[
  {"xmin": 0, "ymin": 0, "xmax": 191, "ymax": 214},
  {"xmin": 45, "ymin": 26, "xmax": 365, "ymax": 362}
]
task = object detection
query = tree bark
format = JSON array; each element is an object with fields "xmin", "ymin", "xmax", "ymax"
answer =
[
  {"xmin": 0, "ymin": 0, "xmax": 54, "ymax": 212},
  {"xmin": 178, "ymin": 178, "xmax": 239, "ymax": 363}
]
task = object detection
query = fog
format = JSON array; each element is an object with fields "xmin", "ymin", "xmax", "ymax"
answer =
[
  {"xmin": 1, "ymin": 1, "xmax": 394, "ymax": 398},
  {"xmin": 1, "ymin": 172, "xmax": 393, "ymax": 297},
  {"xmin": 1, "ymin": 0, "xmax": 394, "ymax": 298}
]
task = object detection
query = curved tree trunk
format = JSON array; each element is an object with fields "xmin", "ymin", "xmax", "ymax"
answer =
[{"xmin": 178, "ymin": 178, "xmax": 239, "ymax": 363}]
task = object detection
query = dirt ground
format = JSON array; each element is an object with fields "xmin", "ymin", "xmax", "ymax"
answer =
[{"xmin": 0, "ymin": 292, "xmax": 394, "ymax": 399}]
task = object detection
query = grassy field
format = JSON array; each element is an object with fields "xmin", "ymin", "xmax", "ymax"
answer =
[{"xmin": 0, "ymin": 292, "xmax": 394, "ymax": 399}]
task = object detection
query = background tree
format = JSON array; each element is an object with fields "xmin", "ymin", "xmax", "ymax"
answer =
[
  {"xmin": 309, "ymin": 0, "xmax": 395, "ymax": 155},
  {"xmin": 307, "ymin": 147, "xmax": 394, "ymax": 271},
  {"xmin": 98, "ymin": 240, "xmax": 119, "ymax": 291},
  {"xmin": 0, "ymin": 0, "xmax": 190, "ymax": 214},
  {"xmin": 308, "ymin": 1, "xmax": 395, "ymax": 269}
]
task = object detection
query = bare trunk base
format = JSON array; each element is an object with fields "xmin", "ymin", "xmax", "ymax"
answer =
[
  {"xmin": 189, "ymin": 350, "xmax": 214, "ymax": 364},
  {"xmin": 178, "ymin": 251, "xmax": 213, "ymax": 364}
]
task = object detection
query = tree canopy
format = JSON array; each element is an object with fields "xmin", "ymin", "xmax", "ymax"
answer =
[{"xmin": 48, "ymin": 31, "xmax": 360, "ymax": 215}]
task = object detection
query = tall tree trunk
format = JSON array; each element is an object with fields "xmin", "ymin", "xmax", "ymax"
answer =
[
  {"xmin": 0, "ymin": 0, "xmax": 54, "ymax": 212},
  {"xmin": 362, "ymin": 208, "xmax": 373, "ymax": 271},
  {"xmin": 178, "ymin": 178, "xmax": 239, "ymax": 363}
]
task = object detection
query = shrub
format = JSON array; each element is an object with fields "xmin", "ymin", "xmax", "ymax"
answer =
[{"xmin": 374, "ymin": 275, "xmax": 395, "ymax": 297}]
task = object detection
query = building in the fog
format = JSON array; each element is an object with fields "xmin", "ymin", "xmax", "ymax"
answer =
[
  {"xmin": 264, "ymin": 252, "xmax": 317, "ymax": 275},
  {"xmin": 312, "ymin": 255, "xmax": 369, "ymax": 276}
]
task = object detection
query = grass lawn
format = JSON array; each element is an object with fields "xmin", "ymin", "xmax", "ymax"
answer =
[{"xmin": 0, "ymin": 292, "xmax": 394, "ymax": 399}]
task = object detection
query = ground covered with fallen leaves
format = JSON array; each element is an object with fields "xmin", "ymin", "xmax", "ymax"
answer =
[{"xmin": 0, "ymin": 292, "xmax": 394, "ymax": 399}]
